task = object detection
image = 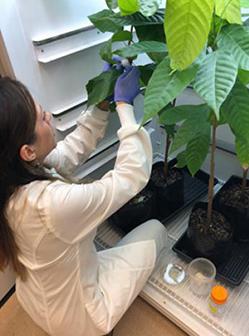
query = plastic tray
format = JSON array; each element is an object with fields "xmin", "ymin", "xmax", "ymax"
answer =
[{"xmin": 173, "ymin": 230, "xmax": 249, "ymax": 287}]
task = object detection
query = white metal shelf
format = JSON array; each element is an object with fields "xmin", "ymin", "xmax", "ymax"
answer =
[{"xmin": 33, "ymin": 23, "xmax": 112, "ymax": 63}]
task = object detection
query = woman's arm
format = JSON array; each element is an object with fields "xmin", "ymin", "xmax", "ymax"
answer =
[{"xmin": 43, "ymin": 105, "xmax": 109, "ymax": 177}]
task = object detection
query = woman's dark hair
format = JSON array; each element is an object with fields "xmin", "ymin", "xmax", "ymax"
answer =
[{"xmin": 0, "ymin": 77, "xmax": 50, "ymax": 280}]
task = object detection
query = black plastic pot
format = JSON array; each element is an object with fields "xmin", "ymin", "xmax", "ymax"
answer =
[
  {"xmin": 187, "ymin": 202, "xmax": 233, "ymax": 264},
  {"xmin": 110, "ymin": 187, "xmax": 155, "ymax": 234},
  {"xmin": 149, "ymin": 161, "xmax": 184, "ymax": 220},
  {"xmin": 213, "ymin": 175, "xmax": 249, "ymax": 243}
]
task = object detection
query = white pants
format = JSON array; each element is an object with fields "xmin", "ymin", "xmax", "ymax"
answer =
[{"xmin": 116, "ymin": 219, "xmax": 168, "ymax": 261}]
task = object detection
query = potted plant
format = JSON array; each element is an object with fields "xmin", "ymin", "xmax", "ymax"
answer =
[
  {"xmin": 86, "ymin": 0, "xmax": 249, "ymax": 251},
  {"xmin": 213, "ymin": 81, "xmax": 249, "ymax": 243}
]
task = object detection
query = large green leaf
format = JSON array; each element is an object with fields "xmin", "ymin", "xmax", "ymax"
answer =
[
  {"xmin": 118, "ymin": 0, "xmax": 139, "ymax": 15},
  {"xmin": 114, "ymin": 41, "xmax": 167, "ymax": 57},
  {"xmin": 235, "ymin": 136, "xmax": 249, "ymax": 169},
  {"xmin": 106, "ymin": 0, "xmax": 118, "ymax": 9},
  {"xmin": 185, "ymin": 128, "xmax": 210, "ymax": 175},
  {"xmin": 143, "ymin": 57, "xmax": 198, "ymax": 123},
  {"xmin": 135, "ymin": 24, "xmax": 166, "ymax": 62},
  {"xmin": 86, "ymin": 69, "xmax": 121, "ymax": 106},
  {"xmin": 139, "ymin": 0, "xmax": 161, "ymax": 17},
  {"xmin": 215, "ymin": 0, "xmax": 242, "ymax": 24},
  {"xmin": 193, "ymin": 50, "xmax": 238, "ymax": 119},
  {"xmin": 170, "ymin": 114, "xmax": 210, "ymax": 153},
  {"xmin": 89, "ymin": 9, "xmax": 164, "ymax": 33},
  {"xmin": 88, "ymin": 10, "xmax": 122, "ymax": 33},
  {"xmin": 100, "ymin": 31, "xmax": 132, "ymax": 63},
  {"xmin": 218, "ymin": 24, "xmax": 249, "ymax": 70},
  {"xmin": 165, "ymin": 0, "xmax": 214, "ymax": 70},
  {"xmin": 159, "ymin": 104, "xmax": 210, "ymax": 125},
  {"xmin": 221, "ymin": 81, "xmax": 249, "ymax": 139}
]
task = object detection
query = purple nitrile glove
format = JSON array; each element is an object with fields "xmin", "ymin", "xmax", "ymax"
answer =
[
  {"xmin": 114, "ymin": 66, "xmax": 140, "ymax": 105},
  {"xmin": 102, "ymin": 56, "xmax": 123, "ymax": 72}
]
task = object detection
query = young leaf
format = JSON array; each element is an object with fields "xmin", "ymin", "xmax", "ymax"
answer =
[
  {"xmin": 143, "ymin": 57, "xmax": 198, "ymax": 123},
  {"xmin": 106, "ymin": 0, "xmax": 118, "ymax": 9},
  {"xmin": 114, "ymin": 41, "xmax": 167, "ymax": 57},
  {"xmin": 235, "ymin": 136, "xmax": 249, "ymax": 169},
  {"xmin": 215, "ymin": 0, "xmax": 242, "ymax": 24},
  {"xmin": 194, "ymin": 50, "xmax": 238, "ymax": 119},
  {"xmin": 118, "ymin": 0, "xmax": 139, "ymax": 15},
  {"xmin": 221, "ymin": 81, "xmax": 249, "ymax": 139},
  {"xmin": 165, "ymin": 0, "xmax": 214, "ymax": 70},
  {"xmin": 139, "ymin": 0, "xmax": 161, "ymax": 17},
  {"xmin": 86, "ymin": 69, "xmax": 121, "ymax": 106},
  {"xmin": 218, "ymin": 24, "xmax": 249, "ymax": 70},
  {"xmin": 185, "ymin": 127, "xmax": 211, "ymax": 176}
]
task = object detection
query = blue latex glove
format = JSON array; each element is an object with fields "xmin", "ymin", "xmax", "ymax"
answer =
[
  {"xmin": 114, "ymin": 66, "xmax": 140, "ymax": 105},
  {"xmin": 102, "ymin": 56, "xmax": 123, "ymax": 72}
]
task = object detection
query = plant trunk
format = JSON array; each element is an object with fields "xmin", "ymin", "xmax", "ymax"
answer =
[
  {"xmin": 163, "ymin": 98, "xmax": 176, "ymax": 178},
  {"xmin": 242, "ymin": 168, "xmax": 248, "ymax": 193},
  {"xmin": 163, "ymin": 134, "xmax": 170, "ymax": 177},
  {"xmin": 207, "ymin": 122, "xmax": 217, "ymax": 227}
]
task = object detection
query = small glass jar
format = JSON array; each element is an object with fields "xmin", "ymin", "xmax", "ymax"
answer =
[{"xmin": 209, "ymin": 285, "xmax": 228, "ymax": 316}]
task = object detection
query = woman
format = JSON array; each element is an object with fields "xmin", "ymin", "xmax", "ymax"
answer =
[{"xmin": 0, "ymin": 65, "xmax": 167, "ymax": 336}]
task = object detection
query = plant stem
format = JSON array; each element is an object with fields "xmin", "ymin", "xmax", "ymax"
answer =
[
  {"xmin": 242, "ymin": 168, "xmax": 248, "ymax": 192},
  {"xmin": 207, "ymin": 121, "xmax": 217, "ymax": 227},
  {"xmin": 164, "ymin": 134, "xmax": 170, "ymax": 177},
  {"xmin": 163, "ymin": 98, "xmax": 176, "ymax": 178}
]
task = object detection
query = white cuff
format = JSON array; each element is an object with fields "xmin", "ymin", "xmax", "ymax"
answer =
[{"xmin": 116, "ymin": 103, "xmax": 137, "ymax": 126}]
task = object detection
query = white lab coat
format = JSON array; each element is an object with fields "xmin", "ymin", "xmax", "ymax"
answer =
[{"xmin": 7, "ymin": 104, "xmax": 157, "ymax": 336}]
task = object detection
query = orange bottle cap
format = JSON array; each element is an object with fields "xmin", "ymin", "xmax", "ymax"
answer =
[{"xmin": 211, "ymin": 285, "xmax": 228, "ymax": 305}]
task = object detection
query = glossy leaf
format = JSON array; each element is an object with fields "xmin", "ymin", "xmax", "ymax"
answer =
[
  {"xmin": 139, "ymin": 0, "xmax": 161, "ymax": 17},
  {"xmin": 118, "ymin": 0, "xmax": 139, "ymax": 15},
  {"xmin": 86, "ymin": 69, "xmax": 121, "ymax": 106},
  {"xmin": 218, "ymin": 24, "xmax": 249, "ymax": 70},
  {"xmin": 143, "ymin": 57, "xmax": 198, "ymax": 123},
  {"xmin": 194, "ymin": 50, "xmax": 237, "ymax": 119},
  {"xmin": 221, "ymin": 81, "xmax": 249, "ymax": 139},
  {"xmin": 114, "ymin": 41, "xmax": 167, "ymax": 57},
  {"xmin": 215, "ymin": 0, "xmax": 242, "ymax": 24},
  {"xmin": 165, "ymin": 0, "xmax": 214, "ymax": 70},
  {"xmin": 235, "ymin": 137, "xmax": 249, "ymax": 169}
]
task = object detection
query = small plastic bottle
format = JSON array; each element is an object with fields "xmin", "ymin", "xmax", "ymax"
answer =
[{"xmin": 209, "ymin": 285, "xmax": 228, "ymax": 316}]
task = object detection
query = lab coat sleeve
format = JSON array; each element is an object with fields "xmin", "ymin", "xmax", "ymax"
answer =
[
  {"xmin": 39, "ymin": 104, "xmax": 153, "ymax": 244},
  {"xmin": 43, "ymin": 105, "xmax": 109, "ymax": 177}
]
